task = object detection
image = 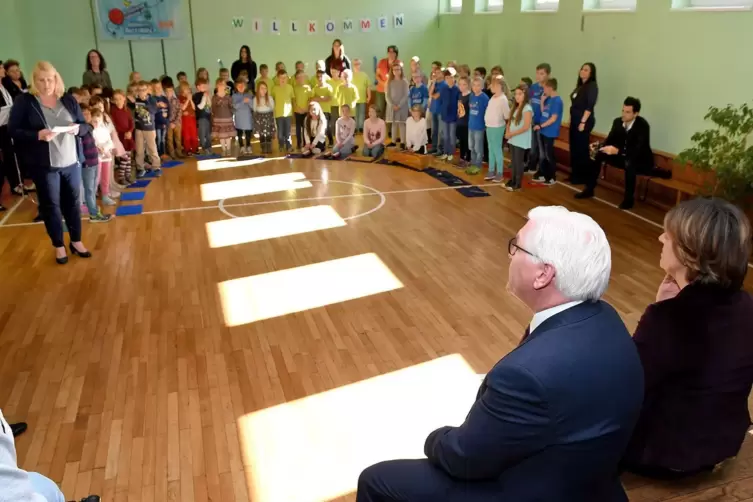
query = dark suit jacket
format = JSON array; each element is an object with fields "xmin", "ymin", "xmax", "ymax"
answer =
[
  {"xmin": 604, "ymin": 115, "xmax": 654, "ymax": 173},
  {"xmin": 424, "ymin": 301, "xmax": 644, "ymax": 501},
  {"xmin": 624, "ymin": 283, "xmax": 753, "ymax": 471}
]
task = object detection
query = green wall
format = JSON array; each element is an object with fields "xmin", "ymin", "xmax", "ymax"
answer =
[
  {"xmin": 6, "ymin": 0, "xmax": 751, "ymax": 153},
  {"xmin": 437, "ymin": 0, "xmax": 753, "ymax": 154},
  {"xmin": 9, "ymin": 0, "xmax": 441, "ymax": 94}
]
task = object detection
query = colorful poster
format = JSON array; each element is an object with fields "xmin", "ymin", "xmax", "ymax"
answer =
[{"xmin": 95, "ymin": 0, "xmax": 181, "ymax": 39}]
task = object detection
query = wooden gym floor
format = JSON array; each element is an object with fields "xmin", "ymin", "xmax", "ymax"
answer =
[{"xmin": 0, "ymin": 151, "xmax": 751, "ymax": 502}]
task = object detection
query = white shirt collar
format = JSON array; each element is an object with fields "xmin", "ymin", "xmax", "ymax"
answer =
[
  {"xmin": 623, "ymin": 118, "xmax": 636, "ymax": 132},
  {"xmin": 529, "ymin": 300, "xmax": 583, "ymax": 334}
]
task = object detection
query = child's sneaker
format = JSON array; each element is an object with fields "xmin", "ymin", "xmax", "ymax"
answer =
[
  {"xmin": 90, "ymin": 212, "xmax": 113, "ymax": 223},
  {"xmin": 153, "ymin": 168, "xmax": 163, "ymax": 178},
  {"xmin": 493, "ymin": 176, "xmax": 504, "ymax": 183},
  {"xmin": 484, "ymin": 174, "xmax": 495, "ymax": 181},
  {"xmin": 136, "ymin": 169, "xmax": 147, "ymax": 179},
  {"xmin": 101, "ymin": 196, "xmax": 117, "ymax": 206},
  {"xmin": 544, "ymin": 179, "xmax": 556, "ymax": 186}
]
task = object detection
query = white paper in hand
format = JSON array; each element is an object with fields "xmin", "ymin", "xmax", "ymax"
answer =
[{"xmin": 51, "ymin": 125, "xmax": 77, "ymax": 134}]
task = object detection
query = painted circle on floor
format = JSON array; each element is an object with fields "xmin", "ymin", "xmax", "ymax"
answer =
[{"xmin": 217, "ymin": 179, "xmax": 387, "ymax": 221}]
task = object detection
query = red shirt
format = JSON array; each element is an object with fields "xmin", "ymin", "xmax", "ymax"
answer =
[{"xmin": 110, "ymin": 105, "xmax": 135, "ymax": 151}]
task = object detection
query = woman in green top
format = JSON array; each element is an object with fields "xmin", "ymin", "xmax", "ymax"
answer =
[{"xmin": 82, "ymin": 49, "xmax": 112, "ymax": 91}]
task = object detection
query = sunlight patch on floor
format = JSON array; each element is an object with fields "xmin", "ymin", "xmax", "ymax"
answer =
[
  {"xmin": 218, "ymin": 253, "xmax": 403, "ymax": 327},
  {"xmin": 206, "ymin": 205, "xmax": 346, "ymax": 248},
  {"xmin": 197, "ymin": 156, "xmax": 285, "ymax": 171},
  {"xmin": 200, "ymin": 172, "xmax": 312, "ymax": 201},
  {"xmin": 237, "ymin": 354, "xmax": 480, "ymax": 502}
]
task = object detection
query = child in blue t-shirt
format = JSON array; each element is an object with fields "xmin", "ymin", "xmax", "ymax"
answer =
[
  {"xmin": 534, "ymin": 77, "xmax": 563, "ymax": 185},
  {"xmin": 428, "ymin": 68, "xmax": 446, "ymax": 154},
  {"xmin": 409, "ymin": 73, "xmax": 429, "ymax": 113},
  {"xmin": 527, "ymin": 63, "xmax": 550, "ymax": 173},
  {"xmin": 468, "ymin": 77, "xmax": 490, "ymax": 172},
  {"xmin": 438, "ymin": 68, "xmax": 461, "ymax": 161}
]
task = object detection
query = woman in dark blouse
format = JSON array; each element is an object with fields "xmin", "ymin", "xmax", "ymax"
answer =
[
  {"xmin": 623, "ymin": 197, "xmax": 753, "ymax": 479},
  {"xmin": 568, "ymin": 62, "xmax": 598, "ymax": 184},
  {"xmin": 324, "ymin": 39, "xmax": 352, "ymax": 77},
  {"xmin": 2, "ymin": 59, "xmax": 29, "ymax": 101},
  {"xmin": 82, "ymin": 49, "xmax": 113, "ymax": 90},
  {"xmin": 231, "ymin": 45, "xmax": 257, "ymax": 84}
]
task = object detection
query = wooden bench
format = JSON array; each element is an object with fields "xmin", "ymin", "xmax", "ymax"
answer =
[
  {"xmin": 384, "ymin": 149, "xmax": 433, "ymax": 170},
  {"xmin": 554, "ymin": 123, "xmax": 713, "ymax": 208}
]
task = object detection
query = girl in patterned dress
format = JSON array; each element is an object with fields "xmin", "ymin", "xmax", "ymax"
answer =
[
  {"xmin": 252, "ymin": 81, "xmax": 275, "ymax": 154},
  {"xmin": 211, "ymin": 78, "xmax": 235, "ymax": 156}
]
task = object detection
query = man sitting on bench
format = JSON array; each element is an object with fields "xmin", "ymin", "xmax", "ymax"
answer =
[{"xmin": 576, "ymin": 97, "xmax": 670, "ymax": 210}]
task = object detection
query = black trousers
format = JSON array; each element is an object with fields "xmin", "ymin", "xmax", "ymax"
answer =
[
  {"xmin": 30, "ymin": 163, "xmax": 83, "ymax": 248},
  {"xmin": 0, "ymin": 126, "xmax": 22, "ymax": 189},
  {"xmin": 324, "ymin": 112, "xmax": 333, "ymax": 145},
  {"xmin": 236, "ymin": 129, "xmax": 252, "ymax": 147},
  {"xmin": 456, "ymin": 124, "xmax": 470, "ymax": 161},
  {"xmin": 569, "ymin": 115, "xmax": 594, "ymax": 183},
  {"xmin": 294, "ymin": 113, "xmax": 307, "ymax": 149},
  {"xmin": 526, "ymin": 129, "xmax": 541, "ymax": 173},
  {"xmin": 540, "ymin": 135, "xmax": 557, "ymax": 182},
  {"xmin": 586, "ymin": 153, "xmax": 636, "ymax": 203},
  {"xmin": 509, "ymin": 144, "xmax": 527, "ymax": 189}
]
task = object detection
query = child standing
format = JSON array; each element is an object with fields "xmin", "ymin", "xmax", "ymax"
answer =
[
  {"xmin": 193, "ymin": 78, "xmax": 212, "ymax": 154},
  {"xmin": 255, "ymin": 64, "xmax": 272, "ymax": 92},
  {"xmin": 328, "ymin": 67, "xmax": 343, "ymax": 143},
  {"xmin": 385, "ymin": 62, "xmax": 409, "ymax": 148},
  {"xmin": 232, "ymin": 79, "xmax": 254, "ymax": 154},
  {"xmin": 253, "ymin": 82, "xmax": 276, "ymax": 154},
  {"xmin": 332, "ymin": 104, "xmax": 356, "ymax": 158},
  {"xmin": 527, "ymin": 63, "xmax": 551, "ymax": 174},
  {"xmin": 406, "ymin": 105, "xmax": 428, "ymax": 154},
  {"xmin": 270, "ymin": 70, "xmax": 294, "ymax": 152},
  {"xmin": 439, "ymin": 68, "xmax": 461, "ymax": 161},
  {"xmin": 218, "ymin": 68, "xmax": 234, "ymax": 94},
  {"xmin": 272, "ymin": 62, "xmax": 286, "ymax": 87},
  {"xmin": 467, "ymin": 77, "xmax": 490, "ymax": 174},
  {"xmin": 484, "ymin": 75, "xmax": 511, "ymax": 182},
  {"xmin": 133, "ymin": 80, "xmax": 162, "ymax": 177},
  {"xmin": 212, "ymin": 79, "xmax": 235, "ymax": 156},
  {"xmin": 110, "ymin": 90, "xmax": 135, "ymax": 184},
  {"xmin": 409, "ymin": 73, "xmax": 429, "ymax": 113},
  {"xmin": 456, "ymin": 76, "xmax": 472, "ymax": 165},
  {"xmin": 293, "ymin": 71, "xmax": 312, "ymax": 151},
  {"xmin": 179, "ymin": 82, "xmax": 198, "ymax": 156},
  {"xmin": 362, "ymin": 105, "xmax": 386, "ymax": 158},
  {"xmin": 152, "ymin": 79, "xmax": 170, "ymax": 159},
  {"xmin": 351, "ymin": 59, "xmax": 371, "ymax": 133},
  {"xmin": 163, "ymin": 78, "xmax": 184, "ymax": 158},
  {"xmin": 91, "ymin": 108, "xmax": 117, "ymax": 205},
  {"xmin": 302, "ymin": 102, "xmax": 328, "ymax": 157},
  {"xmin": 339, "ymin": 70, "xmax": 359, "ymax": 119},
  {"xmin": 311, "ymin": 71, "xmax": 334, "ymax": 146},
  {"xmin": 80, "ymin": 106, "xmax": 112, "ymax": 222},
  {"xmin": 534, "ymin": 78, "xmax": 563, "ymax": 186},
  {"xmin": 505, "ymin": 85, "xmax": 533, "ymax": 191},
  {"xmin": 428, "ymin": 66, "xmax": 446, "ymax": 155},
  {"xmin": 309, "ymin": 61, "xmax": 330, "ymax": 88}
]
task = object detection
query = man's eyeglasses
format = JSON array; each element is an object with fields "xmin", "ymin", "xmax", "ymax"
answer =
[{"xmin": 508, "ymin": 237, "xmax": 536, "ymax": 258}]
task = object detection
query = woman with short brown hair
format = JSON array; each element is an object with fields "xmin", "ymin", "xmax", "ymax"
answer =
[{"xmin": 623, "ymin": 197, "xmax": 753, "ymax": 479}]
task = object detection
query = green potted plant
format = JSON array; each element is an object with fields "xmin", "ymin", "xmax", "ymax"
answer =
[{"xmin": 677, "ymin": 103, "xmax": 753, "ymax": 206}]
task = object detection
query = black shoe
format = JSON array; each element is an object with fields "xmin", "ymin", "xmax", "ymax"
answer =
[
  {"xmin": 69, "ymin": 244, "xmax": 92, "ymax": 258},
  {"xmin": 0, "ymin": 205, "xmax": 6, "ymax": 212},
  {"xmin": 74, "ymin": 496, "xmax": 101, "ymax": 502},
  {"xmin": 574, "ymin": 190, "xmax": 594, "ymax": 200},
  {"xmin": 619, "ymin": 200, "xmax": 634, "ymax": 210},
  {"xmin": 10, "ymin": 422, "xmax": 27, "ymax": 437},
  {"xmin": 33, "ymin": 214, "xmax": 43, "ymax": 223},
  {"xmin": 56, "ymin": 255, "xmax": 68, "ymax": 265}
]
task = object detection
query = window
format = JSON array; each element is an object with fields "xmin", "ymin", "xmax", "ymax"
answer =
[
  {"xmin": 522, "ymin": 0, "xmax": 559, "ymax": 11},
  {"xmin": 449, "ymin": 0, "xmax": 463, "ymax": 12},
  {"xmin": 585, "ymin": 0, "xmax": 636, "ymax": 10},
  {"xmin": 673, "ymin": 0, "xmax": 753, "ymax": 8},
  {"xmin": 486, "ymin": 0, "xmax": 504, "ymax": 11}
]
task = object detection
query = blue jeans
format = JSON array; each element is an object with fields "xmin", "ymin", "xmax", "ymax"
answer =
[
  {"xmin": 28, "ymin": 472, "xmax": 65, "ymax": 502},
  {"xmin": 81, "ymin": 165, "xmax": 98, "ymax": 215},
  {"xmin": 363, "ymin": 144, "xmax": 384, "ymax": 157},
  {"xmin": 197, "ymin": 117, "xmax": 211, "ymax": 150},
  {"xmin": 355, "ymin": 103, "xmax": 366, "ymax": 131},
  {"xmin": 30, "ymin": 163, "xmax": 83, "ymax": 248},
  {"xmin": 469, "ymin": 129, "xmax": 485, "ymax": 167},
  {"xmin": 156, "ymin": 126, "xmax": 167, "ymax": 156},
  {"xmin": 276, "ymin": 116, "xmax": 292, "ymax": 148},
  {"xmin": 442, "ymin": 119, "xmax": 457, "ymax": 156},
  {"xmin": 431, "ymin": 113, "xmax": 443, "ymax": 153}
]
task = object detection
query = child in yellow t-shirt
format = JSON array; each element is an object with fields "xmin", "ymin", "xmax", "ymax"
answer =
[
  {"xmin": 309, "ymin": 60, "xmax": 330, "ymax": 88},
  {"xmin": 352, "ymin": 58, "xmax": 372, "ymax": 133},
  {"xmin": 329, "ymin": 67, "xmax": 344, "ymax": 139},
  {"xmin": 270, "ymin": 70, "xmax": 295, "ymax": 152},
  {"xmin": 255, "ymin": 64, "xmax": 272, "ymax": 94},
  {"xmin": 293, "ymin": 70, "xmax": 313, "ymax": 151},
  {"xmin": 272, "ymin": 62, "xmax": 286, "ymax": 87},
  {"xmin": 311, "ymin": 70, "xmax": 334, "ymax": 146},
  {"xmin": 294, "ymin": 61, "xmax": 308, "ymax": 83},
  {"xmin": 339, "ymin": 70, "xmax": 360, "ymax": 131}
]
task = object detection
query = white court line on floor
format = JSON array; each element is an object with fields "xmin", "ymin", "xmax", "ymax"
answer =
[{"xmin": 0, "ymin": 197, "xmax": 25, "ymax": 227}]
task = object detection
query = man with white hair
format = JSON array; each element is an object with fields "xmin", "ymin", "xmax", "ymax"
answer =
[{"xmin": 357, "ymin": 206, "xmax": 644, "ymax": 502}]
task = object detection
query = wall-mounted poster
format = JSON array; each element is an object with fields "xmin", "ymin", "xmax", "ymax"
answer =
[{"xmin": 96, "ymin": 0, "xmax": 181, "ymax": 39}]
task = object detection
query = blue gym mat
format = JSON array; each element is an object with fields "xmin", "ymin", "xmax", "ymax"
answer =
[
  {"xmin": 120, "ymin": 191, "xmax": 146, "ymax": 201},
  {"xmin": 115, "ymin": 204, "xmax": 143, "ymax": 216},
  {"xmin": 141, "ymin": 170, "xmax": 160, "ymax": 179},
  {"xmin": 161, "ymin": 160, "xmax": 184, "ymax": 168},
  {"xmin": 128, "ymin": 180, "xmax": 151, "ymax": 189},
  {"xmin": 195, "ymin": 153, "xmax": 221, "ymax": 160}
]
